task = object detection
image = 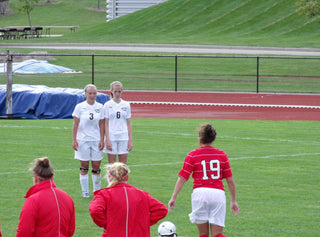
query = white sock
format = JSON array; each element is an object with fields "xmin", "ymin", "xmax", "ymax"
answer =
[
  {"xmin": 80, "ymin": 174, "xmax": 89, "ymax": 195},
  {"xmin": 92, "ymin": 174, "xmax": 101, "ymax": 192}
]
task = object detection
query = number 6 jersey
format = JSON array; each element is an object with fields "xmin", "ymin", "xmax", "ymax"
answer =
[{"xmin": 104, "ymin": 99, "xmax": 131, "ymax": 141}]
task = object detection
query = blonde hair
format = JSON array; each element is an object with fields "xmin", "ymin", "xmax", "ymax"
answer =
[
  {"xmin": 84, "ymin": 84, "xmax": 97, "ymax": 92},
  {"xmin": 30, "ymin": 157, "xmax": 54, "ymax": 181},
  {"xmin": 109, "ymin": 81, "xmax": 123, "ymax": 98},
  {"xmin": 105, "ymin": 162, "xmax": 130, "ymax": 187}
]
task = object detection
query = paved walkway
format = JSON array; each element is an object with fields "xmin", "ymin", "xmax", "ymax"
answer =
[{"xmin": 1, "ymin": 43, "xmax": 320, "ymax": 56}]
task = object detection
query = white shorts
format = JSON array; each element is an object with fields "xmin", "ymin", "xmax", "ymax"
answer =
[
  {"xmin": 103, "ymin": 140, "xmax": 129, "ymax": 155},
  {"xmin": 74, "ymin": 140, "xmax": 103, "ymax": 161},
  {"xmin": 189, "ymin": 188, "xmax": 226, "ymax": 227}
]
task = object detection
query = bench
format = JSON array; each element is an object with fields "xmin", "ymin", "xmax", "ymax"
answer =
[
  {"xmin": 1, "ymin": 26, "xmax": 43, "ymax": 39},
  {"xmin": 1, "ymin": 26, "xmax": 79, "ymax": 39},
  {"xmin": 42, "ymin": 26, "xmax": 80, "ymax": 35}
]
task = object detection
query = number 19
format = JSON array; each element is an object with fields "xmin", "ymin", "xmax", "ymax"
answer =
[{"xmin": 201, "ymin": 160, "xmax": 220, "ymax": 180}]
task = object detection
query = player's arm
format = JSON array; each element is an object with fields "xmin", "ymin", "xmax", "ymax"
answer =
[
  {"xmin": 127, "ymin": 118, "xmax": 133, "ymax": 151},
  {"xmin": 98, "ymin": 119, "xmax": 104, "ymax": 150},
  {"xmin": 89, "ymin": 193, "xmax": 108, "ymax": 228},
  {"xmin": 148, "ymin": 194, "xmax": 168, "ymax": 225},
  {"xmin": 226, "ymin": 176, "xmax": 239, "ymax": 216},
  {"xmin": 104, "ymin": 118, "xmax": 112, "ymax": 150},
  {"xmin": 168, "ymin": 176, "xmax": 186, "ymax": 212},
  {"xmin": 72, "ymin": 117, "xmax": 80, "ymax": 151}
]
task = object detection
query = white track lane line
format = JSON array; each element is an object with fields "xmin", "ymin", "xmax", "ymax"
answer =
[{"xmin": 129, "ymin": 101, "xmax": 320, "ymax": 109}]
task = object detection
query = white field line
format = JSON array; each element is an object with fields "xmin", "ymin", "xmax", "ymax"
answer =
[
  {"xmin": 0, "ymin": 125, "xmax": 70, "ymax": 130},
  {"xmin": 129, "ymin": 101, "xmax": 320, "ymax": 109},
  {"xmin": 1, "ymin": 125, "xmax": 319, "ymax": 145},
  {"xmin": 138, "ymin": 131, "xmax": 320, "ymax": 145},
  {"xmin": 1, "ymin": 153, "xmax": 319, "ymax": 175},
  {"xmin": 2, "ymin": 124, "xmax": 318, "ymax": 144}
]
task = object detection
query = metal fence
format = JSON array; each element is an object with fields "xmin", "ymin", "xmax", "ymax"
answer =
[{"xmin": 1, "ymin": 52, "xmax": 320, "ymax": 94}]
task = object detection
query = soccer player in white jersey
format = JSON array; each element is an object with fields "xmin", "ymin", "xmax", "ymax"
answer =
[
  {"xmin": 72, "ymin": 84, "xmax": 104, "ymax": 198},
  {"xmin": 104, "ymin": 81, "xmax": 133, "ymax": 165}
]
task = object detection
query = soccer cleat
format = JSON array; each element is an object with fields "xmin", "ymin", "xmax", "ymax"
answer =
[{"xmin": 82, "ymin": 192, "xmax": 90, "ymax": 198}]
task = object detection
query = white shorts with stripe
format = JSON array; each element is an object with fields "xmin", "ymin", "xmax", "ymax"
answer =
[{"xmin": 189, "ymin": 187, "xmax": 226, "ymax": 227}]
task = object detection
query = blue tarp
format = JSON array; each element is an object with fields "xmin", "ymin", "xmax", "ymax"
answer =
[
  {"xmin": 0, "ymin": 59, "xmax": 79, "ymax": 74},
  {"xmin": 0, "ymin": 84, "xmax": 110, "ymax": 119}
]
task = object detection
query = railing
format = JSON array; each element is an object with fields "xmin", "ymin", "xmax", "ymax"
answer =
[
  {"xmin": 2, "ymin": 51, "xmax": 320, "ymax": 116},
  {"xmin": 1, "ymin": 52, "xmax": 320, "ymax": 93}
]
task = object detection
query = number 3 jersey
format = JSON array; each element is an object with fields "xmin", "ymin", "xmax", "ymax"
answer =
[
  {"xmin": 72, "ymin": 101, "xmax": 104, "ymax": 141},
  {"xmin": 178, "ymin": 146, "xmax": 233, "ymax": 191},
  {"xmin": 104, "ymin": 99, "xmax": 131, "ymax": 141}
]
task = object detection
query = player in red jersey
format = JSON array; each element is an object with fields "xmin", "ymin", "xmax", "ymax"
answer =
[{"xmin": 168, "ymin": 124, "xmax": 239, "ymax": 237}]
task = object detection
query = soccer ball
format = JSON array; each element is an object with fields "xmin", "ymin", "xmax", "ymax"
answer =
[{"xmin": 158, "ymin": 221, "xmax": 177, "ymax": 237}]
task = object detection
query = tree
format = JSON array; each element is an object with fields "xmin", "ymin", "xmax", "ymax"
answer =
[
  {"xmin": 18, "ymin": 0, "xmax": 39, "ymax": 27},
  {"xmin": 0, "ymin": 0, "xmax": 12, "ymax": 16},
  {"xmin": 296, "ymin": 0, "xmax": 320, "ymax": 17}
]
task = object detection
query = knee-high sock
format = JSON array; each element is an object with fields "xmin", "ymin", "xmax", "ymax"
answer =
[
  {"xmin": 92, "ymin": 174, "xmax": 101, "ymax": 192},
  {"xmin": 80, "ymin": 173, "xmax": 89, "ymax": 195}
]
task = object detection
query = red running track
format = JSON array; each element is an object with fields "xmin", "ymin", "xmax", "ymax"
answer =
[{"xmin": 101, "ymin": 91, "xmax": 320, "ymax": 121}]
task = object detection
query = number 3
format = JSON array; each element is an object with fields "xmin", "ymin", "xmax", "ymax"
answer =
[{"xmin": 201, "ymin": 160, "xmax": 220, "ymax": 180}]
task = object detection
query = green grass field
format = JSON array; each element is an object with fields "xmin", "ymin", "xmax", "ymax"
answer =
[
  {"xmin": 1, "ymin": 0, "xmax": 320, "ymax": 236},
  {"xmin": 0, "ymin": 118, "xmax": 319, "ymax": 236}
]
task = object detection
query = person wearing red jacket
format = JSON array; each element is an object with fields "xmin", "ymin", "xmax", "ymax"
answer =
[
  {"xmin": 16, "ymin": 157, "xmax": 75, "ymax": 237},
  {"xmin": 89, "ymin": 162, "xmax": 168, "ymax": 237}
]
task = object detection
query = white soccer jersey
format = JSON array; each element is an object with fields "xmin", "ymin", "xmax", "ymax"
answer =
[
  {"xmin": 72, "ymin": 101, "xmax": 104, "ymax": 141},
  {"xmin": 104, "ymin": 99, "xmax": 131, "ymax": 141}
]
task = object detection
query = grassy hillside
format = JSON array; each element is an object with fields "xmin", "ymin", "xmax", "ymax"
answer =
[{"xmin": 1, "ymin": 0, "xmax": 320, "ymax": 48}]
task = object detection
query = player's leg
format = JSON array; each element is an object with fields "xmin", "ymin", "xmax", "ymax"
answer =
[
  {"xmin": 118, "ymin": 154, "xmax": 128, "ymax": 163},
  {"xmin": 107, "ymin": 154, "xmax": 117, "ymax": 163},
  {"xmin": 118, "ymin": 140, "xmax": 129, "ymax": 163},
  {"xmin": 80, "ymin": 160, "xmax": 89, "ymax": 198},
  {"xmin": 208, "ymin": 189, "xmax": 226, "ymax": 237},
  {"xmin": 75, "ymin": 140, "xmax": 90, "ymax": 198},
  {"xmin": 196, "ymin": 222, "xmax": 209, "ymax": 237},
  {"xmin": 189, "ymin": 188, "xmax": 210, "ymax": 237},
  {"xmin": 210, "ymin": 224, "xmax": 224, "ymax": 237},
  {"xmin": 91, "ymin": 141, "xmax": 104, "ymax": 192},
  {"xmin": 91, "ymin": 160, "xmax": 102, "ymax": 192}
]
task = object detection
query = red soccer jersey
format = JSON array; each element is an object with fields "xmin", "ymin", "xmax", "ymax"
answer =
[{"xmin": 178, "ymin": 146, "xmax": 233, "ymax": 190}]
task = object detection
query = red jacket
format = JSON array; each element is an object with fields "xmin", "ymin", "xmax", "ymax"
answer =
[
  {"xmin": 16, "ymin": 180, "xmax": 75, "ymax": 237},
  {"xmin": 89, "ymin": 182, "xmax": 168, "ymax": 237}
]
